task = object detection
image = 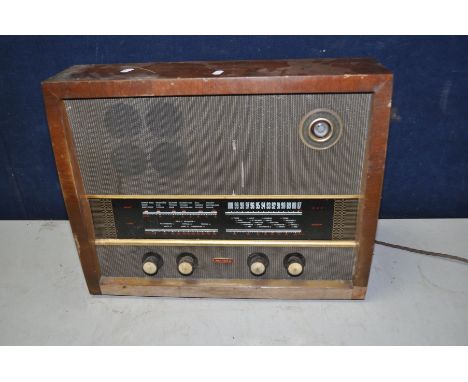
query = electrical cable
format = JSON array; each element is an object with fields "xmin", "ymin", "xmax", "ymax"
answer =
[{"xmin": 375, "ymin": 240, "xmax": 468, "ymax": 265}]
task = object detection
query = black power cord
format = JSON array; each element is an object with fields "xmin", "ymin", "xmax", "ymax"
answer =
[{"xmin": 375, "ymin": 240, "xmax": 468, "ymax": 265}]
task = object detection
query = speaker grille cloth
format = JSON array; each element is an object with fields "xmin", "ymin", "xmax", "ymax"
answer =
[
  {"xmin": 65, "ymin": 94, "xmax": 372, "ymax": 195},
  {"xmin": 97, "ymin": 246, "xmax": 355, "ymax": 280}
]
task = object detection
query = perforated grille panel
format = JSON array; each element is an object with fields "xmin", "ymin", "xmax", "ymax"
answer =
[
  {"xmin": 332, "ymin": 199, "xmax": 359, "ymax": 240},
  {"xmin": 97, "ymin": 246, "xmax": 355, "ymax": 280},
  {"xmin": 89, "ymin": 199, "xmax": 117, "ymax": 238},
  {"xmin": 65, "ymin": 94, "xmax": 372, "ymax": 195}
]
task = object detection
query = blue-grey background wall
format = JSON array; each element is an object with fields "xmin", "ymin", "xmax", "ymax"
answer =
[{"xmin": 0, "ymin": 36, "xmax": 467, "ymax": 219}]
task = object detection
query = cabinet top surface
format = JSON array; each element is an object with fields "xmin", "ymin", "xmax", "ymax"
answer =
[{"xmin": 44, "ymin": 58, "xmax": 391, "ymax": 83}]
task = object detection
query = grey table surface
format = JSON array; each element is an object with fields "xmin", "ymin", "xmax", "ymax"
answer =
[{"xmin": 0, "ymin": 219, "xmax": 467, "ymax": 345}]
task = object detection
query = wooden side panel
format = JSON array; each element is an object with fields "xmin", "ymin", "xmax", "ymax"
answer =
[
  {"xmin": 42, "ymin": 88, "xmax": 102, "ymax": 294},
  {"xmin": 353, "ymin": 77, "xmax": 393, "ymax": 287}
]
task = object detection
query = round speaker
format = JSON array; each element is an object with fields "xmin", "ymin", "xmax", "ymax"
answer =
[
  {"xmin": 149, "ymin": 141, "xmax": 187, "ymax": 179},
  {"xmin": 110, "ymin": 142, "xmax": 147, "ymax": 177},
  {"xmin": 144, "ymin": 101, "xmax": 183, "ymax": 138},
  {"xmin": 299, "ymin": 109, "xmax": 343, "ymax": 150},
  {"xmin": 145, "ymin": 101, "xmax": 187, "ymax": 179},
  {"xmin": 104, "ymin": 103, "xmax": 144, "ymax": 140}
]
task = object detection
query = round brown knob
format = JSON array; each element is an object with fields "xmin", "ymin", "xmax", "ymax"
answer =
[
  {"xmin": 177, "ymin": 253, "xmax": 197, "ymax": 276},
  {"xmin": 247, "ymin": 253, "xmax": 269, "ymax": 276},
  {"xmin": 142, "ymin": 252, "xmax": 163, "ymax": 276},
  {"xmin": 284, "ymin": 253, "xmax": 305, "ymax": 277}
]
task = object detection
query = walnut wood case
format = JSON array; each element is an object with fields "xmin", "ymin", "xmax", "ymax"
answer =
[{"xmin": 42, "ymin": 58, "xmax": 393, "ymax": 299}]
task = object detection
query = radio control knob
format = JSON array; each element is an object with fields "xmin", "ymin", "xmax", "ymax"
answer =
[
  {"xmin": 287, "ymin": 262, "xmax": 303, "ymax": 276},
  {"xmin": 248, "ymin": 253, "xmax": 269, "ymax": 276},
  {"xmin": 284, "ymin": 253, "xmax": 305, "ymax": 277},
  {"xmin": 142, "ymin": 252, "xmax": 163, "ymax": 276},
  {"xmin": 177, "ymin": 253, "xmax": 197, "ymax": 276}
]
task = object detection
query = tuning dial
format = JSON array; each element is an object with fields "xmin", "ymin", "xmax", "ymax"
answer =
[
  {"xmin": 177, "ymin": 253, "xmax": 197, "ymax": 276},
  {"xmin": 142, "ymin": 252, "xmax": 163, "ymax": 276},
  {"xmin": 284, "ymin": 253, "xmax": 305, "ymax": 277},
  {"xmin": 247, "ymin": 253, "xmax": 269, "ymax": 276}
]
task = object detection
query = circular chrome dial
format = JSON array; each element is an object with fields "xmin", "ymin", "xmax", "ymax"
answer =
[
  {"xmin": 311, "ymin": 120, "xmax": 332, "ymax": 139},
  {"xmin": 299, "ymin": 109, "xmax": 343, "ymax": 150}
]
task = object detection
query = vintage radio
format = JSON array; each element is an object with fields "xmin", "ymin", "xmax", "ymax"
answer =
[{"xmin": 42, "ymin": 58, "xmax": 392, "ymax": 299}]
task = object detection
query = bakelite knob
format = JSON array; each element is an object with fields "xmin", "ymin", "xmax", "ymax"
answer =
[
  {"xmin": 247, "ymin": 253, "xmax": 269, "ymax": 276},
  {"xmin": 142, "ymin": 252, "xmax": 163, "ymax": 275},
  {"xmin": 284, "ymin": 253, "xmax": 305, "ymax": 277},
  {"xmin": 177, "ymin": 253, "xmax": 197, "ymax": 276}
]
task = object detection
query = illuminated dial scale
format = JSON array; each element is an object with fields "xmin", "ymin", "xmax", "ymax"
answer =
[{"xmin": 112, "ymin": 198, "xmax": 336, "ymax": 240}]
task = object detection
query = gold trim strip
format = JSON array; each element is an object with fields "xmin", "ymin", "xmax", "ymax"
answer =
[
  {"xmin": 86, "ymin": 194, "xmax": 362, "ymax": 200},
  {"xmin": 95, "ymin": 239, "xmax": 357, "ymax": 247}
]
